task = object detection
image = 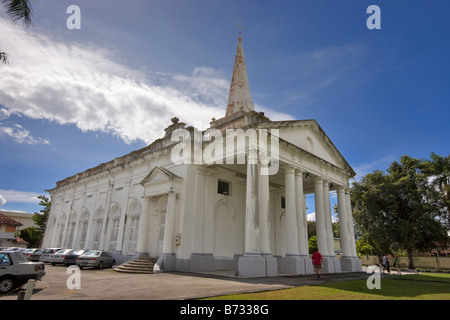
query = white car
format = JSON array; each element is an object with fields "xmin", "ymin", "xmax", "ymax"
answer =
[
  {"xmin": 39, "ymin": 248, "xmax": 62, "ymax": 263},
  {"xmin": 0, "ymin": 251, "xmax": 45, "ymax": 294}
]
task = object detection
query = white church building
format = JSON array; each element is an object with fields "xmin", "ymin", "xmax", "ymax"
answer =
[{"xmin": 43, "ymin": 34, "xmax": 362, "ymax": 277}]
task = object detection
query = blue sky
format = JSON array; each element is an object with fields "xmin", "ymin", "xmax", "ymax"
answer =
[{"xmin": 0, "ymin": 0, "xmax": 449, "ymax": 215}]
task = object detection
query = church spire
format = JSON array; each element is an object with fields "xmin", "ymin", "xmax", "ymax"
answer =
[{"xmin": 225, "ymin": 32, "xmax": 254, "ymax": 117}]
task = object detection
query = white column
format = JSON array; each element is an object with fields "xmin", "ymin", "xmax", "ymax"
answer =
[
  {"xmin": 295, "ymin": 169, "xmax": 308, "ymax": 256},
  {"xmin": 345, "ymin": 189, "xmax": 357, "ymax": 257},
  {"xmin": 162, "ymin": 191, "xmax": 177, "ymax": 255},
  {"xmin": 284, "ymin": 166, "xmax": 299, "ymax": 255},
  {"xmin": 238, "ymin": 149, "xmax": 266, "ymax": 277},
  {"xmin": 337, "ymin": 186, "xmax": 352, "ymax": 257},
  {"xmin": 244, "ymin": 149, "xmax": 259, "ymax": 253},
  {"xmin": 339, "ymin": 187, "xmax": 362, "ymax": 272},
  {"xmin": 136, "ymin": 196, "xmax": 151, "ymax": 256},
  {"xmin": 258, "ymin": 154, "xmax": 271, "ymax": 255},
  {"xmin": 192, "ymin": 167, "xmax": 206, "ymax": 254},
  {"xmin": 323, "ymin": 181, "xmax": 335, "ymax": 256},
  {"xmin": 314, "ymin": 177, "xmax": 328, "ymax": 255}
]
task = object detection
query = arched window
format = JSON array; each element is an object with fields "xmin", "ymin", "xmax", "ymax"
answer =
[
  {"xmin": 124, "ymin": 201, "xmax": 141, "ymax": 255},
  {"xmin": 56, "ymin": 213, "xmax": 67, "ymax": 248},
  {"xmin": 65, "ymin": 210, "xmax": 78, "ymax": 248},
  {"xmin": 91, "ymin": 208, "xmax": 104, "ymax": 250},
  {"xmin": 107, "ymin": 204, "xmax": 121, "ymax": 252},
  {"xmin": 78, "ymin": 209, "xmax": 90, "ymax": 249}
]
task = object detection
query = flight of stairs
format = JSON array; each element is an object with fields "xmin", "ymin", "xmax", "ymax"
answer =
[{"xmin": 114, "ymin": 257, "xmax": 158, "ymax": 274}]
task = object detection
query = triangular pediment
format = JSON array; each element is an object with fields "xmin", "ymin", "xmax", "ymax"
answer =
[
  {"xmin": 258, "ymin": 120, "xmax": 355, "ymax": 175},
  {"xmin": 140, "ymin": 166, "xmax": 182, "ymax": 187}
]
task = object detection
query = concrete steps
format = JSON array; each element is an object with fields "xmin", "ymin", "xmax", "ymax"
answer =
[{"xmin": 114, "ymin": 257, "xmax": 158, "ymax": 274}]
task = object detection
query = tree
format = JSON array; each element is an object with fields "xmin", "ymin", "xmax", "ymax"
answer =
[
  {"xmin": 18, "ymin": 226, "xmax": 41, "ymax": 247},
  {"xmin": 308, "ymin": 235, "xmax": 317, "ymax": 254},
  {"xmin": 1, "ymin": 0, "xmax": 35, "ymax": 64},
  {"xmin": 33, "ymin": 195, "xmax": 50, "ymax": 233},
  {"xmin": 352, "ymin": 155, "xmax": 449, "ymax": 269},
  {"xmin": 18, "ymin": 195, "xmax": 50, "ymax": 247}
]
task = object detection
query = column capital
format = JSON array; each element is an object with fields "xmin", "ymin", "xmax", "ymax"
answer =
[
  {"xmin": 314, "ymin": 176, "xmax": 323, "ymax": 184},
  {"xmin": 284, "ymin": 165, "xmax": 295, "ymax": 175},
  {"xmin": 295, "ymin": 168, "xmax": 305, "ymax": 176}
]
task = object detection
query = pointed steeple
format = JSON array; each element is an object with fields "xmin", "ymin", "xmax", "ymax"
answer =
[{"xmin": 225, "ymin": 33, "xmax": 254, "ymax": 117}]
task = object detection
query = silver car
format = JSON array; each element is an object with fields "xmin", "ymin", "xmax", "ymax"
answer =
[
  {"xmin": 76, "ymin": 251, "xmax": 115, "ymax": 269},
  {"xmin": 39, "ymin": 248, "xmax": 62, "ymax": 263},
  {"xmin": 49, "ymin": 249, "xmax": 76, "ymax": 266}
]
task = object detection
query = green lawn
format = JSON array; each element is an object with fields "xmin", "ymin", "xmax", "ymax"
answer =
[{"xmin": 204, "ymin": 273, "xmax": 450, "ymax": 300}]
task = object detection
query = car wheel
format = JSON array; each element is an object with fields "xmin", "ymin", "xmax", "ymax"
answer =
[
  {"xmin": 98, "ymin": 261, "xmax": 103, "ymax": 270},
  {"xmin": 0, "ymin": 276, "xmax": 16, "ymax": 294}
]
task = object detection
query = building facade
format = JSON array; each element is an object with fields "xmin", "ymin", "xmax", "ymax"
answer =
[{"xmin": 42, "ymin": 35, "xmax": 362, "ymax": 277}]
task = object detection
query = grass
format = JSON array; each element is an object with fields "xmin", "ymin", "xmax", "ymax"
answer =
[{"xmin": 204, "ymin": 273, "xmax": 450, "ymax": 300}]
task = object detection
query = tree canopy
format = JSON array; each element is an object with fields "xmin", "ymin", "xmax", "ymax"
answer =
[{"xmin": 351, "ymin": 154, "xmax": 449, "ymax": 269}]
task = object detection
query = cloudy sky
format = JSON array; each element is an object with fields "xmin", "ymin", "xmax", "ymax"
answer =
[{"xmin": 0, "ymin": 0, "xmax": 449, "ymax": 216}]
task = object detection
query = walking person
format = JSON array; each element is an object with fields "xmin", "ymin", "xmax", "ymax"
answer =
[{"xmin": 312, "ymin": 250, "xmax": 323, "ymax": 278}]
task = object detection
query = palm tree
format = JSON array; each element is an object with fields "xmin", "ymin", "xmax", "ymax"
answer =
[
  {"xmin": 1, "ymin": 0, "xmax": 35, "ymax": 64},
  {"xmin": 423, "ymin": 153, "xmax": 450, "ymax": 227},
  {"xmin": 425, "ymin": 153, "xmax": 450, "ymax": 197}
]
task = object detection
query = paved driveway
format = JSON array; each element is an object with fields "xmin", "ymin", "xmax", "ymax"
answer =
[{"xmin": 0, "ymin": 264, "xmax": 369, "ymax": 300}]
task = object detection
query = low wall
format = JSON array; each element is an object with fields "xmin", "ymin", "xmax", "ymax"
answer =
[{"xmin": 360, "ymin": 255, "xmax": 450, "ymax": 270}]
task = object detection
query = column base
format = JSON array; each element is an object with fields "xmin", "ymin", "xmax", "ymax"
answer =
[
  {"xmin": 322, "ymin": 255, "xmax": 342, "ymax": 273},
  {"xmin": 238, "ymin": 253, "xmax": 266, "ymax": 278},
  {"xmin": 136, "ymin": 252, "xmax": 150, "ymax": 259},
  {"xmin": 262, "ymin": 254, "xmax": 278, "ymax": 277},
  {"xmin": 340, "ymin": 256, "xmax": 363, "ymax": 272},
  {"xmin": 158, "ymin": 253, "xmax": 176, "ymax": 272},
  {"xmin": 279, "ymin": 255, "xmax": 313, "ymax": 275},
  {"xmin": 189, "ymin": 253, "xmax": 216, "ymax": 272}
]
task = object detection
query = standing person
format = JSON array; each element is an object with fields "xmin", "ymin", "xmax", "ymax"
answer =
[
  {"xmin": 393, "ymin": 254, "xmax": 401, "ymax": 275},
  {"xmin": 381, "ymin": 254, "xmax": 390, "ymax": 274},
  {"xmin": 312, "ymin": 250, "xmax": 323, "ymax": 278}
]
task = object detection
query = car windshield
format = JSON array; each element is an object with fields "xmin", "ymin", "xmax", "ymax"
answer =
[
  {"xmin": 84, "ymin": 251, "xmax": 101, "ymax": 256},
  {"xmin": 55, "ymin": 249, "xmax": 66, "ymax": 254},
  {"xmin": 72, "ymin": 250, "xmax": 85, "ymax": 255},
  {"xmin": 14, "ymin": 252, "xmax": 30, "ymax": 263}
]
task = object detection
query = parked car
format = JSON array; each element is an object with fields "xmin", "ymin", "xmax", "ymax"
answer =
[
  {"xmin": 49, "ymin": 249, "xmax": 73, "ymax": 266},
  {"xmin": 39, "ymin": 248, "xmax": 62, "ymax": 263},
  {"xmin": 50, "ymin": 249, "xmax": 85, "ymax": 266},
  {"xmin": 23, "ymin": 248, "xmax": 39, "ymax": 260},
  {"xmin": 76, "ymin": 251, "xmax": 115, "ymax": 269},
  {"xmin": 29, "ymin": 249, "xmax": 44, "ymax": 262},
  {"xmin": 0, "ymin": 250, "xmax": 45, "ymax": 294}
]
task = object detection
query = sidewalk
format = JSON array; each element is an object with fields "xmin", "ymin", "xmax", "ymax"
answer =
[{"xmin": 0, "ymin": 265, "xmax": 370, "ymax": 300}]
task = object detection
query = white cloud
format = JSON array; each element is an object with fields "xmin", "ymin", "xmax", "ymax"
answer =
[
  {"xmin": 0, "ymin": 194, "xmax": 6, "ymax": 208},
  {"xmin": 0, "ymin": 189, "xmax": 40, "ymax": 204},
  {"xmin": 307, "ymin": 212, "xmax": 316, "ymax": 222},
  {"xmin": 0, "ymin": 17, "xmax": 291, "ymax": 145},
  {"xmin": 352, "ymin": 155, "xmax": 394, "ymax": 181},
  {"xmin": 0, "ymin": 123, "xmax": 50, "ymax": 145},
  {"xmin": 307, "ymin": 211, "xmax": 337, "ymax": 223},
  {"xmin": 281, "ymin": 44, "xmax": 368, "ymax": 105}
]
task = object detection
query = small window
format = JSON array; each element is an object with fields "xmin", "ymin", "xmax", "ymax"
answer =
[
  {"xmin": 218, "ymin": 180, "xmax": 230, "ymax": 195},
  {"xmin": 281, "ymin": 197, "xmax": 286, "ymax": 209},
  {"xmin": 0, "ymin": 253, "xmax": 11, "ymax": 266}
]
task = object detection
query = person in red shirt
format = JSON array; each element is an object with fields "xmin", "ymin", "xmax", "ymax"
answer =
[{"xmin": 311, "ymin": 250, "xmax": 323, "ymax": 278}]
